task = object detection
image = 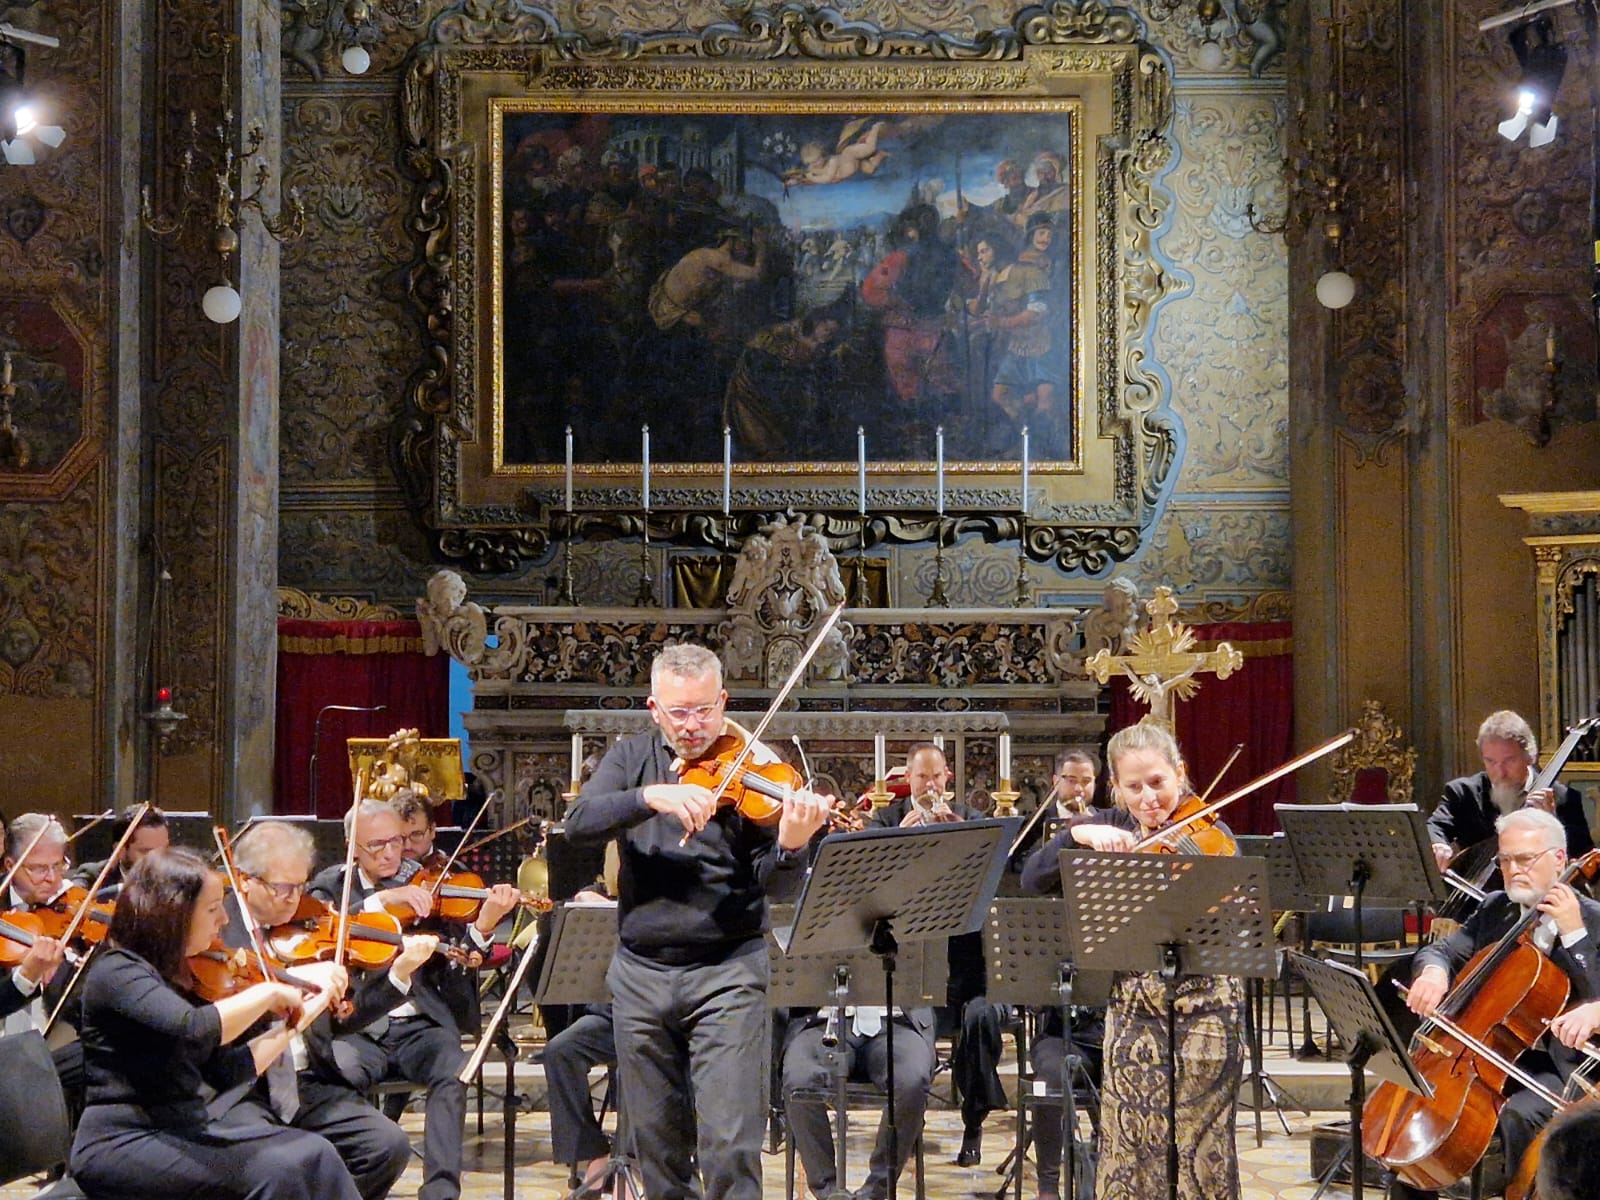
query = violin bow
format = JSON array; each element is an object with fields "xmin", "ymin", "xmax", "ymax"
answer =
[
  {"xmin": 456, "ymin": 932, "xmax": 544, "ymax": 1086},
  {"xmin": 1129, "ymin": 728, "xmax": 1357, "ymax": 853},
  {"xmin": 456, "ymin": 815, "xmax": 535, "ymax": 859},
  {"xmin": 420, "ymin": 794, "xmax": 497, "ymax": 902},
  {"xmin": 63, "ymin": 808, "xmax": 116, "ymax": 845},
  {"xmin": 1196, "ymin": 742, "xmax": 1246, "ymax": 806},
  {"xmin": 212, "ymin": 826, "xmax": 278, "ymax": 991},
  {"xmin": 676, "ymin": 600, "xmax": 846, "ymax": 845},
  {"xmin": 43, "ymin": 803, "xmax": 154, "ymax": 1037},
  {"xmin": 335, "ymin": 763, "xmax": 371, "ymax": 972}
]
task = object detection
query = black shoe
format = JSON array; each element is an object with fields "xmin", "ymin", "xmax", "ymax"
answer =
[{"xmin": 956, "ymin": 1129, "xmax": 982, "ymax": 1166}]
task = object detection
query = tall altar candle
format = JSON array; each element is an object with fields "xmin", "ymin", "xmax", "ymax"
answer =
[
  {"xmin": 1020, "ymin": 426, "xmax": 1030, "ymax": 515},
  {"xmin": 564, "ymin": 426, "xmax": 575, "ymax": 514},
  {"xmin": 857, "ymin": 427, "xmax": 868, "ymax": 517},
  {"xmin": 933, "ymin": 734, "xmax": 944, "ymax": 752},
  {"xmin": 722, "ymin": 426, "xmax": 732, "ymax": 516},
  {"xmin": 873, "ymin": 733, "xmax": 887, "ymax": 781},
  {"xmin": 641, "ymin": 425, "xmax": 651, "ymax": 512},
  {"xmin": 570, "ymin": 733, "xmax": 584, "ymax": 782},
  {"xmin": 998, "ymin": 733, "xmax": 1012, "ymax": 781},
  {"xmin": 935, "ymin": 426, "xmax": 945, "ymax": 516}
]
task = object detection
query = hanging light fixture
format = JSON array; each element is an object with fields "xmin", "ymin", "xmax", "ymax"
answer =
[
  {"xmin": 0, "ymin": 23, "xmax": 64, "ymax": 166},
  {"xmin": 1497, "ymin": 16, "xmax": 1567, "ymax": 147}
]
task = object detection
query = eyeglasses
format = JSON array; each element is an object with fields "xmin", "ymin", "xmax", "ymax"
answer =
[
  {"xmin": 402, "ymin": 830, "xmax": 434, "ymax": 846},
  {"xmin": 360, "ymin": 836, "xmax": 406, "ymax": 855},
  {"xmin": 249, "ymin": 876, "xmax": 306, "ymax": 901},
  {"xmin": 18, "ymin": 859, "xmax": 69, "ymax": 878},
  {"xmin": 657, "ymin": 701, "xmax": 721, "ymax": 723},
  {"xmin": 1495, "ymin": 848, "xmax": 1557, "ymax": 872}
]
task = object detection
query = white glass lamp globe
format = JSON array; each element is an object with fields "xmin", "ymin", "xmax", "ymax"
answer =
[
  {"xmin": 1315, "ymin": 269, "xmax": 1356, "ymax": 310},
  {"xmin": 202, "ymin": 283, "xmax": 242, "ymax": 324},
  {"xmin": 342, "ymin": 45, "xmax": 371, "ymax": 75},
  {"xmin": 1195, "ymin": 39, "xmax": 1227, "ymax": 71}
]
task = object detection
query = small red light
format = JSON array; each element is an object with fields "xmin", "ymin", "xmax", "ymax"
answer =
[{"xmin": 156, "ymin": 687, "xmax": 172, "ymax": 704}]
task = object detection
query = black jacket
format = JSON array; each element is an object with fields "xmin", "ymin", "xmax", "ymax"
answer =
[{"xmin": 1429, "ymin": 772, "xmax": 1594, "ymax": 858}]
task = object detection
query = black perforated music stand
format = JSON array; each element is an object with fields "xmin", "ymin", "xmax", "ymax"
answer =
[
  {"xmin": 1275, "ymin": 804, "xmax": 1445, "ymax": 977},
  {"xmin": 778, "ymin": 820, "xmax": 1014, "ymax": 1200},
  {"xmin": 531, "ymin": 902, "xmax": 643, "ymax": 1200},
  {"xmin": 768, "ymin": 912, "xmax": 948, "ymax": 1200},
  {"xmin": 985, "ymin": 897, "xmax": 1111, "ymax": 1200},
  {"xmin": 1289, "ymin": 952, "xmax": 1430, "ymax": 1200},
  {"xmin": 1057, "ymin": 850, "xmax": 1276, "ymax": 1200}
]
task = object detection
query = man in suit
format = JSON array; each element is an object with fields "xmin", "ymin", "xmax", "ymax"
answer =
[
  {"xmin": 309, "ymin": 799, "xmax": 520, "ymax": 1200},
  {"xmin": 1428, "ymin": 710, "xmax": 1593, "ymax": 870},
  {"xmin": 1391, "ymin": 807, "xmax": 1600, "ymax": 1199},
  {"xmin": 564, "ymin": 643, "xmax": 828, "ymax": 1200},
  {"xmin": 2, "ymin": 812, "xmax": 81, "ymax": 1092},
  {"xmin": 68, "ymin": 804, "xmax": 171, "ymax": 898},
  {"xmin": 213, "ymin": 819, "xmax": 424, "ymax": 1200}
]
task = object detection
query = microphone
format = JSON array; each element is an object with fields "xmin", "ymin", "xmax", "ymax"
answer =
[{"xmin": 310, "ymin": 704, "xmax": 388, "ymax": 815}]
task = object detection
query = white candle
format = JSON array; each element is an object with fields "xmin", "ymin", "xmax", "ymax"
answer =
[
  {"xmin": 1020, "ymin": 426, "xmax": 1030, "ymax": 515},
  {"xmin": 935, "ymin": 426, "xmax": 945, "ymax": 516},
  {"xmin": 999, "ymin": 734, "xmax": 1012, "ymax": 781},
  {"xmin": 873, "ymin": 733, "xmax": 887, "ymax": 781},
  {"xmin": 722, "ymin": 426, "xmax": 732, "ymax": 516},
  {"xmin": 570, "ymin": 733, "xmax": 584, "ymax": 781},
  {"xmin": 933, "ymin": 734, "xmax": 944, "ymax": 752},
  {"xmin": 564, "ymin": 425, "xmax": 575, "ymax": 513},
  {"xmin": 641, "ymin": 425, "xmax": 651, "ymax": 512},
  {"xmin": 857, "ymin": 426, "xmax": 868, "ymax": 517}
]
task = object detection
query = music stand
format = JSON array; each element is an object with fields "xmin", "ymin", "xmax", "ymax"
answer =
[
  {"xmin": 531, "ymin": 902, "xmax": 643, "ymax": 1200},
  {"xmin": 984, "ymin": 897, "xmax": 1111, "ymax": 1200},
  {"xmin": 769, "ymin": 916, "xmax": 948, "ymax": 1200},
  {"xmin": 1289, "ymin": 952, "xmax": 1430, "ymax": 1200},
  {"xmin": 1057, "ymin": 850, "xmax": 1276, "ymax": 1200},
  {"xmin": 778, "ymin": 820, "xmax": 1013, "ymax": 1200},
  {"xmin": 1235, "ymin": 834, "xmax": 1312, "ymax": 1139},
  {"xmin": 1275, "ymin": 804, "xmax": 1445, "ymax": 978}
]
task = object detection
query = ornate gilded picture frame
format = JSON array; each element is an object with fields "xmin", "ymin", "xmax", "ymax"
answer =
[{"xmin": 396, "ymin": 3, "xmax": 1178, "ymax": 575}]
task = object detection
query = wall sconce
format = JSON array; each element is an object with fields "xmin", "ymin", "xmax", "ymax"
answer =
[
  {"xmin": 0, "ymin": 23, "xmax": 64, "ymax": 166},
  {"xmin": 139, "ymin": 36, "xmax": 305, "ymax": 324},
  {"xmin": 1248, "ymin": 18, "xmax": 1371, "ymax": 309},
  {"xmin": 1194, "ymin": 0, "xmax": 1228, "ymax": 71},
  {"xmin": 1497, "ymin": 16, "xmax": 1567, "ymax": 146}
]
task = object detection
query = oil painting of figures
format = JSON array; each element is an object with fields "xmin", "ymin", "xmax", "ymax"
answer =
[{"xmin": 496, "ymin": 107, "xmax": 1078, "ymax": 470}]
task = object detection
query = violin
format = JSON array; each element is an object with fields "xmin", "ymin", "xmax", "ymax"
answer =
[
  {"xmin": 31, "ymin": 885, "xmax": 114, "ymax": 945},
  {"xmin": 1136, "ymin": 794, "xmax": 1238, "ymax": 857},
  {"xmin": 675, "ymin": 733, "xmax": 865, "ymax": 832},
  {"xmin": 0, "ymin": 909, "xmax": 67, "ymax": 968},
  {"xmin": 267, "ymin": 894, "xmax": 478, "ymax": 969},
  {"xmin": 1362, "ymin": 848, "xmax": 1600, "ymax": 1190},
  {"xmin": 388, "ymin": 859, "xmax": 552, "ymax": 925},
  {"xmin": 184, "ymin": 941, "xmax": 320, "ymax": 1005}
]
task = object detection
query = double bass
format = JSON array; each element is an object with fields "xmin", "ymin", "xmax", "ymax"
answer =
[{"xmin": 1362, "ymin": 849, "xmax": 1600, "ymax": 1190}]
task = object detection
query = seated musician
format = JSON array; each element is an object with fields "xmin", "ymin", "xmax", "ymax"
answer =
[
  {"xmin": 1532, "ymin": 1102, "xmax": 1600, "ymax": 1200},
  {"xmin": 69, "ymin": 846, "xmax": 362, "ymax": 1200},
  {"xmin": 2, "ymin": 814, "xmax": 79, "ymax": 1089},
  {"xmin": 309, "ymin": 797, "xmax": 519, "ymax": 1200},
  {"xmin": 69, "ymin": 804, "xmax": 171, "ymax": 898},
  {"xmin": 1428, "ymin": 710, "xmax": 1593, "ymax": 871},
  {"xmin": 216, "ymin": 819, "xmax": 433, "ymax": 1200},
  {"xmin": 780, "ymin": 744, "xmax": 963, "ymax": 1198},
  {"xmin": 1393, "ymin": 807, "xmax": 1600, "ymax": 1200},
  {"xmin": 1021, "ymin": 721, "xmax": 1242, "ymax": 1200}
]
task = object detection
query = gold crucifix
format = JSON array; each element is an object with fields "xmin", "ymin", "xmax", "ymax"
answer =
[{"xmin": 1083, "ymin": 586, "xmax": 1243, "ymax": 725}]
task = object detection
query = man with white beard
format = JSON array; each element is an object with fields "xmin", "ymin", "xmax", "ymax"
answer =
[
  {"xmin": 1391, "ymin": 808, "xmax": 1600, "ymax": 1199},
  {"xmin": 1427, "ymin": 709, "xmax": 1593, "ymax": 872}
]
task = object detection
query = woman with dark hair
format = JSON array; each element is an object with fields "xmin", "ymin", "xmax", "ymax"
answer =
[{"xmin": 69, "ymin": 847, "xmax": 362, "ymax": 1200}]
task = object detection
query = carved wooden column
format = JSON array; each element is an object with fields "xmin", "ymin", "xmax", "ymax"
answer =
[{"xmin": 145, "ymin": 0, "xmax": 281, "ymax": 821}]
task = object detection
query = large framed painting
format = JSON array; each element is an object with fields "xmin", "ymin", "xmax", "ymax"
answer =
[{"xmin": 395, "ymin": 3, "xmax": 1179, "ymax": 574}]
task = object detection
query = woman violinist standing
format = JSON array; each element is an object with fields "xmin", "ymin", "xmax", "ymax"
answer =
[
  {"xmin": 1021, "ymin": 721, "xmax": 1244, "ymax": 1200},
  {"xmin": 69, "ymin": 846, "xmax": 362, "ymax": 1200}
]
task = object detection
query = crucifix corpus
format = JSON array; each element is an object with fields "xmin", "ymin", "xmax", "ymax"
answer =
[{"xmin": 1083, "ymin": 586, "xmax": 1243, "ymax": 725}]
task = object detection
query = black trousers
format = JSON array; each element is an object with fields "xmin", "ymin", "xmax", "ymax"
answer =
[
  {"xmin": 607, "ymin": 943, "xmax": 770, "ymax": 1200},
  {"xmin": 544, "ymin": 1010, "xmax": 616, "ymax": 1165},
  {"xmin": 1029, "ymin": 1009, "xmax": 1106, "ymax": 1195},
  {"xmin": 951, "ymin": 998, "xmax": 1009, "ymax": 1134},
  {"xmin": 214, "ymin": 1088, "xmax": 412, "ymax": 1200},
  {"xmin": 782, "ymin": 1020, "xmax": 936, "ymax": 1200}
]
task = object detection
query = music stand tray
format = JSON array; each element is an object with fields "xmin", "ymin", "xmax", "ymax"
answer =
[
  {"xmin": 1275, "ymin": 804, "xmax": 1446, "ymax": 910},
  {"xmin": 531, "ymin": 901, "xmax": 618, "ymax": 1007}
]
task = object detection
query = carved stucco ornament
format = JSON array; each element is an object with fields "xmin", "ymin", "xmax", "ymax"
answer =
[
  {"xmin": 717, "ymin": 516, "xmax": 853, "ymax": 686},
  {"xmin": 415, "ymin": 567, "xmax": 529, "ymax": 671},
  {"xmin": 1327, "ymin": 698, "xmax": 1415, "ymax": 807}
]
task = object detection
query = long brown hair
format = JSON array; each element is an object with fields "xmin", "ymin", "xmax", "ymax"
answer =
[{"xmin": 106, "ymin": 846, "xmax": 213, "ymax": 981}]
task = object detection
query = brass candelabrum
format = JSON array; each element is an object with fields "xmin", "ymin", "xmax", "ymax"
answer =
[
  {"xmin": 1013, "ymin": 517, "xmax": 1031, "ymax": 608},
  {"xmin": 990, "ymin": 780, "xmax": 1021, "ymax": 818},
  {"xmin": 554, "ymin": 509, "xmax": 578, "ymax": 606},
  {"xmin": 926, "ymin": 518, "xmax": 951, "ymax": 608},
  {"xmin": 634, "ymin": 510, "xmax": 657, "ymax": 606},
  {"xmin": 865, "ymin": 777, "xmax": 894, "ymax": 813},
  {"xmin": 854, "ymin": 514, "xmax": 872, "ymax": 608}
]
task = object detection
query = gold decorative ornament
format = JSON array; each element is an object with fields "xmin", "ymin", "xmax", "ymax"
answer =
[{"xmin": 1084, "ymin": 585, "xmax": 1243, "ymax": 724}]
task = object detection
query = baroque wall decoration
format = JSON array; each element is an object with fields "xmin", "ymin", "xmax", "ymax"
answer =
[{"xmin": 0, "ymin": 469, "xmax": 101, "ymax": 699}]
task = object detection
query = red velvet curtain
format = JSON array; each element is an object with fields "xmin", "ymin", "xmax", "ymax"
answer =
[
  {"xmin": 1106, "ymin": 620, "xmax": 1294, "ymax": 835},
  {"xmin": 274, "ymin": 620, "xmax": 450, "ymax": 818}
]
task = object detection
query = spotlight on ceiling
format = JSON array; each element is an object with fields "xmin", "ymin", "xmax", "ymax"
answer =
[
  {"xmin": 1498, "ymin": 16, "xmax": 1567, "ymax": 146},
  {"xmin": 0, "ymin": 24, "xmax": 64, "ymax": 167}
]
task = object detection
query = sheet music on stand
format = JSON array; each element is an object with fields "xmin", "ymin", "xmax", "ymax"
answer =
[
  {"xmin": 1236, "ymin": 833, "xmax": 1313, "ymax": 912},
  {"xmin": 766, "ymin": 904, "xmax": 947, "ymax": 1007},
  {"xmin": 531, "ymin": 901, "xmax": 618, "ymax": 1007},
  {"xmin": 1056, "ymin": 850, "xmax": 1277, "ymax": 979},
  {"xmin": 1274, "ymin": 804, "xmax": 1445, "ymax": 910},
  {"xmin": 984, "ymin": 897, "xmax": 1111, "ymax": 1009}
]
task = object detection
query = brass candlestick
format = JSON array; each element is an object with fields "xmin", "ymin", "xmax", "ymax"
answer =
[
  {"xmin": 1012, "ymin": 517, "xmax": 1030, "ymax": 608},
  {"xmin": 866, "ymin": 778, "xmax": 894, "ymax": 812},
  {"xmin": 855, "ymin": 513, "xmax": 871, "ymax": 608},
  {"xmin": 635, "ymin": 510, "xmax": 656, "ymax": 606},
  {"xmin": 555, "ymin": 509, "xmax": 578, "ymax": 606},
  {"xmin": 926, "ymin": 519, "xmax": 951, "ymax": 608},
  {"xmin": 990, "ymin": 780, "xmax": 1020, "ymax": 818}
]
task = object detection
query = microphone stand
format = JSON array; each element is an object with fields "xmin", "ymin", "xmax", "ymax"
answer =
[{"xmin": 309, "ymin": 703, "xmax": 386, "ymax": 815}]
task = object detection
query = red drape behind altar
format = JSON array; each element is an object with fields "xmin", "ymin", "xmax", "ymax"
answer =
[
  {"xmin": 1107, "ymin": 620, "xmax": 1294, "ymax": 835},
  {"xmin": 274, "ymin": 619, "xmax": 450, "ymax": 818}
]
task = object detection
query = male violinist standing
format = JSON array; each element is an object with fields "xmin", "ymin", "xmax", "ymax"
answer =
[
  {"xmin": 565, "ymin": 643, "xmax": 830, "ymax": 1200},
  {"xmin": 1393, "ymin": 808, "xmax": 1600, "ymax": 1199}
]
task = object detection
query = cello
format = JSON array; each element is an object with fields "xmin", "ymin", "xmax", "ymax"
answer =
[{"xmin": 1361, "ymin": 848, "xmax": 1600, "ymax": 1190}]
